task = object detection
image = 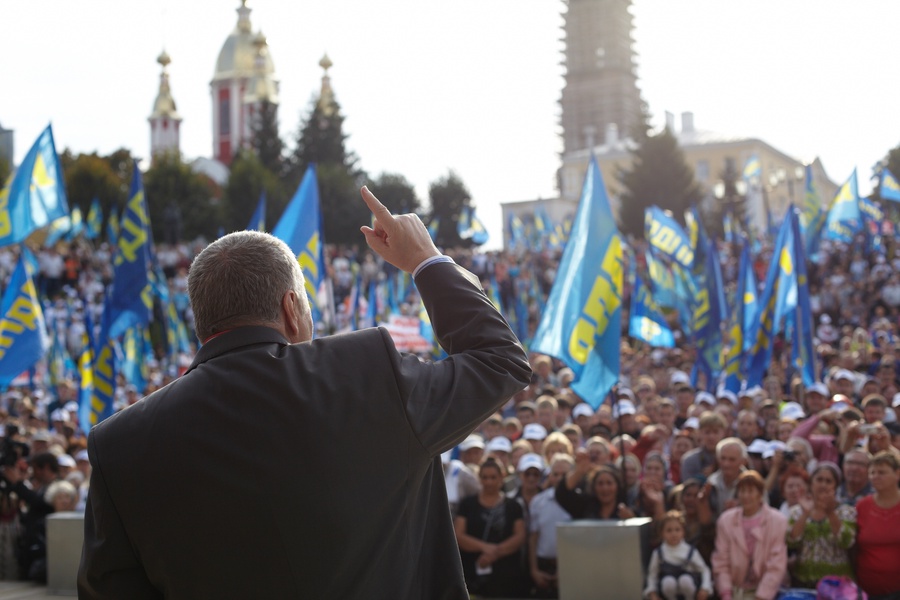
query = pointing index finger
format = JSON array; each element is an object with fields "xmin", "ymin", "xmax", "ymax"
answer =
[{"xmin": 361, "ymin": 186, "xmax": 394, "ymax": 223}]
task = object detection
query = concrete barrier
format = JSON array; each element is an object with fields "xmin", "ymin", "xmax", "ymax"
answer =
[
  {"xmin": 556, "ymin": 518, "xmax": 652, "ymax": 600},
  {"xmin": 45, "ymin": 512, "xmax": 83, "ymax": 596}
]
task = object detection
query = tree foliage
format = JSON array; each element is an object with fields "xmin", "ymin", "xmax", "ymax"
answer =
[
  {"xmin": 617, "ymin": 127, "xmax": 704, "ymax": 238},
  {"xmin": 0, "ymin": 156, "xmax": 10, "ymax": 188},
  {"xmin": 250, "ymin": 99, "xmax": 284, "ymax": 176},
  {"xmin": 427, "ymin": 171, "xmax": 472, "ymax": 248},
  {"xmin": 222, "ymin": 149, "xmax": 285, "ymax": 233},
  {"xmin": 60, "ymin": 149, "xmax": 130, "ymax": 238},
  {"xmin": 143, "ymin": 151, "xmax": 222, "ymax": 243},
  {"xmin": 368, "ymin": 172, "xmax": 420, "ymax": 215}
]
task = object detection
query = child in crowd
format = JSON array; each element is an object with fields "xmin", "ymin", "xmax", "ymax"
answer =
[{"xmin": 644, "ymin": 510, "xmax": 713, "ymax": 600}]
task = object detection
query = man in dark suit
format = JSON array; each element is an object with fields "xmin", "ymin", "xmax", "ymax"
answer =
[{"xmin": 78, "ymin": 187, "xmax": 531, "ymax": 599}]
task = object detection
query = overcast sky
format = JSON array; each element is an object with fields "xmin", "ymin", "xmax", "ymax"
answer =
[{"xmin": 3, "ymin": 0, "xmax": 899, "ymax": 247}]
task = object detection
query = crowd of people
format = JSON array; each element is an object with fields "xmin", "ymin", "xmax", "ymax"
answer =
[{"xmin": 0, "ymin": 225, "xmax": 899, "ymax": 598}]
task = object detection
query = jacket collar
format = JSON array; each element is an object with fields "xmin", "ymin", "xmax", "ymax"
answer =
[{"xmin": 186, "ymin": 326, "xmax": 289, "ymax": 374}]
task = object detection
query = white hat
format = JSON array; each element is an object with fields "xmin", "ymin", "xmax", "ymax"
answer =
[
  {"xmin": 780, "ymin": 401, "xmax": 806, "ymax": 421},
  {"xmin": 572, "ymin": 404, "xmax": 594, "ymax": 419},
  {"xmin": 57, "ymin": 454, "xmax": 76, "ymax": 469},
  {"xmin": 820, "ymin": 314, "xmax": 832, "ymax": 324},
  {"xmin": 523, "ymin": 424, "xmax": 548, "ymax": 441},
  {"xmin": 63, "ymin": 401, "xmax": 79, "ymax": 414},
  {"xmin": 670, "ymin": 371, "xmax": 691, "ymax": 386},
  {"xmin": 717, "ymin": 390, "xmax": 739, "ymax": 406},
  {"xmin": 695, "ymin": 392, "xmax": 716, "ymax": 407},
  {"xmin": 747, "ymin": 439, "xmax": 769, "ymax": 455},
  {"xmin": 763, "ymin": 440, "xmax": 787, "ymax": 459},
  {"xmin": 486, "ymin": 436, "xmax": 512, "ymax": 453},
  {"xmin": 75, "ymin": 449, "xmax": 90, "ymax": 462},
  {"xmin": 612, "ymin": 400, "xmax": 636, "ymax": 419},
  {"xmin": 683, "ymin": 417, "xmax": 700, "ymax": 430},
  {"xmin": 441, "ymin": 450, "xmax": 452, "ymax": 465},
  {"xmin": 805, "ymin": 382, "xmax": 829, "ymax": 397},
  {"xmin": 50, "ymin": 409, "xmax": 69, "ymax": 423},
  {"xmin": 517, "ymin": 452, "xmax": 545, "ymax": 473},
  {"xmin": 832, "ymin": 369, "xmax": 854, "ymax": 382},
  {"xmin": 458, "ymin": 435, "xmax": 485, "ymax": 452},
  {"xmin": 893, "ymin": 393, "xmax": 900, "ymax": 408},
  {"xmin": 617, "ymin": 388, "xmax": 636, "ymax": 401},
  {"xmin": 831, "ymin": 400, "xmax": 850, "ymax": 412}
]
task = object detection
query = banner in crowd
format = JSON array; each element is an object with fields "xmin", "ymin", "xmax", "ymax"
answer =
[
  {"xmin": 628, "ymin": 274, "xmax": 674, "ymax": 347},
  {"xmin": 532, "ymin": 155, "xmax": 622, "ymax": 408},
  {"xmin": 645, "ymin": 206, "xmax": 694, "ymax": 269},
  {"xmin": 247, "ymin": 191, "xmax": 266, "ymax": 232},
  {"xmin": 880, "ymin": 168, "xmax": 900, "ymax": 203},
  {"xmin": 0, "ymin": 251, "xmax": 50, "ymax": 388},
  {"xmin": 0, "ymin": 124, "xmax": 70, "ymax": 248},
  {"xmin": 692, "ymin": 238, "xmax": 726, "ymax": 390},
  {"xmin": 457, "ymin": 205, "xmax": 489, "ymax": 245},
  {"xmin": 85, "ymin": 198, "xmax": 102, "ymax": 240},
  {"xmin": 272, "ymin": 164, "xmax": 325, "ymax": 324},
  {"xmin": 825, "ymin": 169, "xmax": 861, "ymax": 243},
  {"xmin": 723, "ymin": 239, "xmax": 757, "ymax": 392}
]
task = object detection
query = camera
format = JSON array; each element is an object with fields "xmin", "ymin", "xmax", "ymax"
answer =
[
  {"xmin": 783, "ymin": 450, "xmax": 796, "ymax": 461},
  {"xmin": 858, "ymin": 424, "xmax": 880, "ymax": 436}
]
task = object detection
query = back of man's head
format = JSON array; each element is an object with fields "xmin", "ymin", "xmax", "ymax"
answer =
[{"xmin": 188, "ymin": 231, "xmax": 308, "ymax": 341}]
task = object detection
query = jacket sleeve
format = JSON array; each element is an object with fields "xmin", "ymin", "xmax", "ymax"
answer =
[
  {"xmin": 711, "ymin": 517, "xmax": 734, "ymax": 600},
  {"xmin": 755, "ymin": 510, "xmax": 788, "ymax": 600},
  {"xmin": 554, "ymin": 478, "xmax": 587, "ymax": 519},
  {"xmin": 391, "ymin": 262, "xmax": 532, "ymax": 455},
  {"xmin": 77, "ymin": 432, "xmax": 162, "ymax": 600}
]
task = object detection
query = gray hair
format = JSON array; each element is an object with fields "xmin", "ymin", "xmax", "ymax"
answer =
[
  {"xmin": 188, "ymin": 231, "xmax": 308, "ymax": 341},
  {"xmin": 716, "ymin": 437, "xmax": 748, "ymax": 460},
  {"xmin": 45, "ymin": 479, "xmax": 77, "ymax": 505}
]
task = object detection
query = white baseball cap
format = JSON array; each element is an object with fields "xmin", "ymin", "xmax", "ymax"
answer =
[
  {"xmin": 572, "ymin": 403, "xmax": 594, "ymax": 419},
  {"xmin": 486, "ymin": 436, "xmax": 512, "ymax": 453},
  {"xmin": 517, "ymin": 452, "xmax": 545, "ymax": 473},
  {"xmin": 523, "ymin": 424, "xmax": 548, "ymax": 441},
  {"xmin": 458, "ymin": 434, "xmax": 485, "ymax": 452}
]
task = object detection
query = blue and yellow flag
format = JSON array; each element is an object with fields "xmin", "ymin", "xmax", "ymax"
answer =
[
  {"xmin": 743, "ymin": 154, "xmax": 761, "ymax": 181},
  {"xmin": 723, "ymin": 239, "xmax": 754, "ymax": 392},
  {"xmin": 0, "ymin": 251, "xmax": 50, "ymax": 388},
  {"xmin": 508, "ymin": 213, "xmax": 526, "ymax": 250},
  {"xmin": 105, "ymin": 163, "xmax": 153, "ymax": 340},
  {"xmin": 629, "ymin": 274, "xmax": 674, "ymax": 347},
  {"xmin": 247, "ymin": 191, "xmax": 266, "ymax": 232},
  {"xmin": 166, "ymin": 301, "xmax": 191, "ymax": 356},
  {"xmin": 85, "ymin": 198, "xmax": 102, "ymax": 240},
  {"xmin": 645, "ymin": 206, "xmax": 694, "ymax": 269},
  {"xmin": 78, "ymin": 308, "xmax": 95, "ymax": 411},
  {"xmin": 458, "ymin": 205, "xmax": 489, "ymax": 245},
  {"xmin": 427, "ymin": 217, "xmax": 439, "ymax": 242},
  {"xmin": 82, "ymin": 335, "xmax": 117, "ymax": 428},
  {"xmin": 271, "ymin": 164, "xmax": 325, "ymax": 324},
  {"xmin": 120, "ymin": 326, "xmax": 151, "ymax": 393},
  {"xmin": 692, "ymin": 239, "xmax": 726, "ymax": 390},
  {"xmin": 107, "ymin": 208, "xmax": 120, "ymax": 245},
  {"xmin": 0, "ymin": 124, "xmax": 69, "ymax": 248},
  {"xmin": 645, "ymin": 251, "xmax": 677, "ymax": 309},
  {"xmin": 531, "ymin": 155, "xmax": 622, "ymax": 408},
  {"xmin": 880, "ymin": 168, "xmax": 900, "ymax": 203},
  {"xmin": 824, "ymin": 169, "xmax": 861, "ymax": 243},
  {"xmin": 786, "ymin": 208, "xmax": 817, "ymax": 386}
]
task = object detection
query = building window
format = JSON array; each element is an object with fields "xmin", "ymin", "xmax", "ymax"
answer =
[
  {"xmin": 696, "ymin": 160, "xmax": 709, "ymax": 182},
  {"xmin": 219, "ymin": 94, "xmax": 230, "ymax": 136}
]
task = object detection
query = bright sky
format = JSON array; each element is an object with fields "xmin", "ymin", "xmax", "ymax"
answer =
[{"xmin": 3, "ymin": 1, "xmax": 899, "ymax": 248}]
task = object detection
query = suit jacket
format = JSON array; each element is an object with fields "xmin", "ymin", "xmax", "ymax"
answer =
[
  {"xmin": 77, "ymin": 262, "xmax": 531, "ymax": 599},
  {"xmin": 711, "ymin": 505, "xmax": 788, "ymax": 600}
]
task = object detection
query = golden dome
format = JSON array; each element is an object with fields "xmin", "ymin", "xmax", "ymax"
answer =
[
  {"xmin": 151, "ymin": 51, "xmax": 181, "ymax": 120},
  {"xmin": 212, "ymin": 1, "xmax": 276, "ymax": 82}
]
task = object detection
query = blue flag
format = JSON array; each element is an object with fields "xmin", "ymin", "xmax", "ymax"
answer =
[
  {"xmin": 693, "ymin": 239, "xmax": 726, "ymax": 390},
  {"xmin": 787, "ymin": 207, "xmax": 817, "ymax": 387},
  {"xmin": 78, "ymin": 308, "xmax": 95, "ymax": 411},
  {"xmin": 743, "ymin": 154, "xmax": 761, "ymax": 181},
  {"xmin": 723, "ymin": 239, "xmax": 753, "ymax": 392},
  {"xmin": 645, "ymin": 206, "xmax": 694, "ymax": 268},
  {"xmin": 247, "ymin": 191, "xmax": 266, "ymax": 231},
  {"xmin": 0, "ymin": 252, "xmax": 50, "ymax": 388},
  {"xmin": 0, "ymin": 124, "xmax": 69, "ymax": 247},
  {"xmin": 645, "ymin": 251, "xmax": 677, "ymax": 309},
  {"xmin": 272, "ymin": 164, "xmax": 325, "ymax": 324},
  {"xmin": 107, "ymin": 208, "xmax": 119, "ymax": 246},
  {"xmin": 85, "ymin": 198, "xmax": 103, "ymax": 240},
  {"xmin": 880, "ymin": 168, "xmax": 900, "ymax": 203},
  {"xmin": 629, "ymin": 274, "xmax": 674, "ymax": 347},
  {"xmin": 427, "ymin": 217, "xmax": 439, "ymax": 243},
  {"xmin": 531, "ymin": 155, "xmax": 622, "ymax": 408},
  {"xmin": 105, "ymin": 163, "xmax": 153, "ymax": 340},
  {"xmin": 508, "ymin": 213, "xmax": 526, "ymax": 250},
  {"xmin": 82, "ymin": 335, "xmax": 117, "ymax": 428},
  {"xmin": 457, "ymin": 205, "xmax": 489, "ymax": 246},
  {"xmin": 825, "ymin": 169, "xmax": 861, "ymax": 243}
]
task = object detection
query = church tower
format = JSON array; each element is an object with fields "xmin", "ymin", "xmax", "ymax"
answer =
[
  {"xmin": 148, "ymin": 50, "xmax": 182, "ymax": 160},
  {"xmin": 210, "ymin": 0, "xmax": 279, "ymax": 165},
  {"xmin": 559, "ymin": 0, "xmax": 644, "ymax": 153}
]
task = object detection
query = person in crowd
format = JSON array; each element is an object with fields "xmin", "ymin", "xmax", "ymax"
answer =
[
  {"xmin": 704, "ymin": 438, "xmax": 747, "ymax": 517},
  {"xmin": 786, "ymin": 462, "xmax": 856, "ymax": 589},
  {"xmin": 458, "ymin": 434, "xmax": 486, "ymax": 472},
  {"xmin": 510, "ymin": 453, "xmax": 545, "ymax": 527},
  {"xmin": 585, "ymin": 436, "xmax": 614, "ymax": 466},
  {"xmin": 776, "ymin": 465, "xmax": 810, "ymax": 516},
  {"xmin": 541, "ymin": 431, "xmax": 573, "ymax": 464},
  {"xmin": 528, "ymin": 454, "xmax": 574, "ymax": 599},
  {"xmin": 669, "ymin": 434, "xmax": 695, "ymax": 485},
  {"xmin": 555, "ymin": 449, "xmax": 634, "ymax": 520},
  {"xmin": 855, "ymin": 451, "xmax": 900, "ymax": 599},
  {"xmin": 670, "ymin": 478, "xmax": 716, "ymax": 566},
  {"xmin": 455, "ymin": 458, "xmax": 527, "ymax": 598},
  {"xmin": 79, "ymin": 191, "xmax": 532, "ymax": 599},
  {"xmin": 711, "ymin": 470, "xmax": 788, "ymax": 600},
  {"xmin": 837, "ymin": 448, "xmax": 873, "ymax": 506},
  {"xmin": 443, "ymin": 451, "xmax": 480, "ymax": 519},
  {"xmin": 681, "ymin": 413, "xmax": 727, "ymax": 482},
  {"xmin": 45, "ymin": 480, "xmax": 79, "ymax": 513},
  {"xmin": 644, "ymin": 510, "xmax": 713, "ymax": 600}
]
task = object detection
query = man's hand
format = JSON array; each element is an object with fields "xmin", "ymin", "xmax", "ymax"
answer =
[{"xmin": 359, "ymin": 186, "xmax": 440, "ymax": 273}]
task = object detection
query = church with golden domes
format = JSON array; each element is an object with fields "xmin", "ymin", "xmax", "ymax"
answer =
[{"xmin": 147, "ymin": 0, "xmax": 282, "ymax": 183}]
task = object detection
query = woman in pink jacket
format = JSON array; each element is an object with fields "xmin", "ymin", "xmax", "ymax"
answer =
[{"xmin": 711, "ymin": 470, "xmax": 788, "ymax": 600}]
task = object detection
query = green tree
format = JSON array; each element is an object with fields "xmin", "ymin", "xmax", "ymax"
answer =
[
  {"xmin": 144, "ymin": 151, "xmax": 222, "ymax": 243},
  {"xmin": 0, "ymin": 156, "xmax": 10, "ymax": 188},
  {"xmin": 283, "ymin": 89, "xmax": 368, "ymax": 244},
  {"xmin": 713, "ymin": 160, "xmax": 748, "ymax": 240},
  {"xmin": 428, "ymin": 171, "xmax": 472, "ymax": 248},
  {"xmin": 617, "ymin": 127, "xmax": 703, "ymax": 238},
  {"xmin": 61, "ymin": 150, "xmax": 129, "ymax": 237},
  {"xmin": 222, "ymin": 149, "xmax": 285, "ymax": 233},
  {"xmin": 251, "ymin": 99, "xmax": 284, "ymax": 176},
  {"xmin": 368, "ymin": 172, "xmax": 420, "ymax": 215}
]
